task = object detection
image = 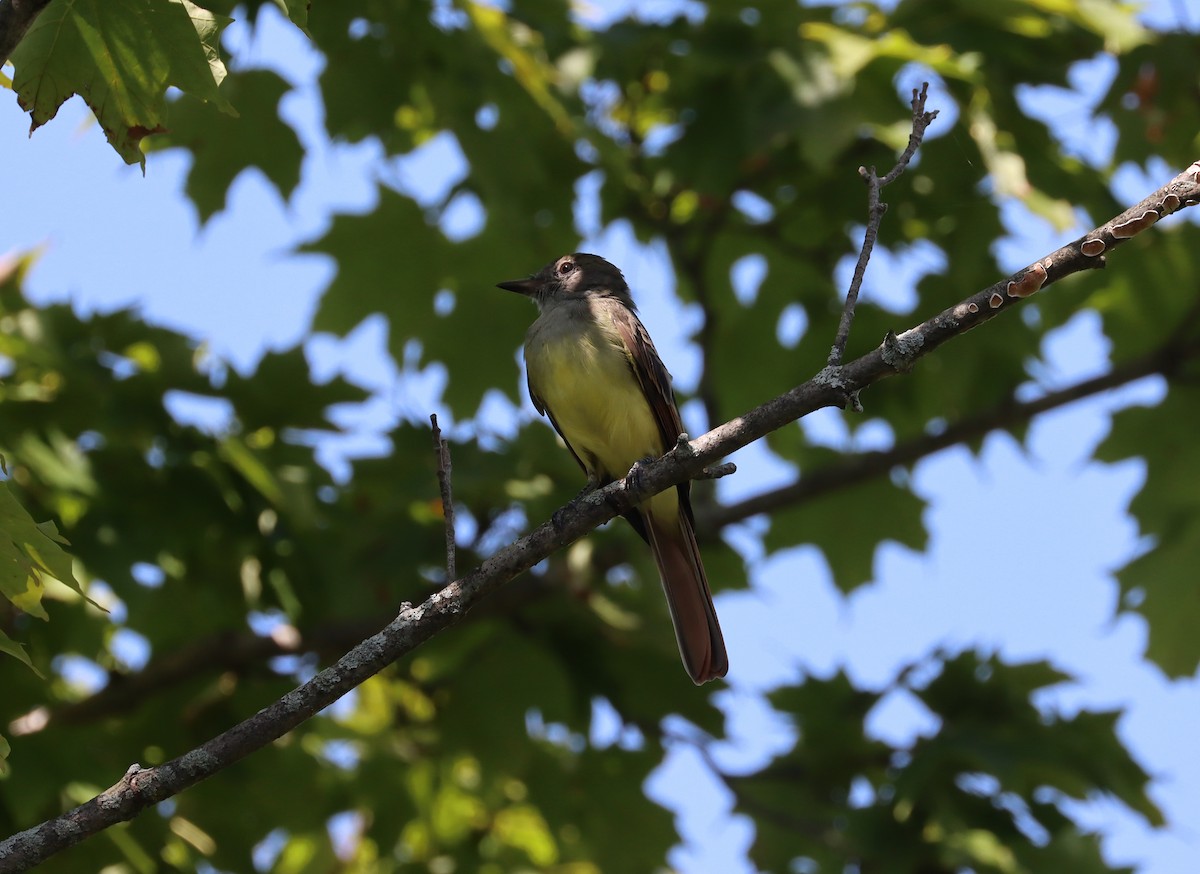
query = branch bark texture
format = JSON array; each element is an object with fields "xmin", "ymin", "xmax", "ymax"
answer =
[{"xmin": 2, "ymin": 160, "xmax": 1198, "ymax": 873}]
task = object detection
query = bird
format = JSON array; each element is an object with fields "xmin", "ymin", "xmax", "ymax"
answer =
[{"xmin": 498, "ymin": 253, "xmax": 728, "ymax": 684}]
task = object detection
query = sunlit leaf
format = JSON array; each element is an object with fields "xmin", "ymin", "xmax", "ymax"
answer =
[{"xmin": 10, "ymin": 0, "xmax": 234, "ymax": 165}]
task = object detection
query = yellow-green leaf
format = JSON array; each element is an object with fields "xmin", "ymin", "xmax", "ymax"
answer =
[{"xmin": 10, "ymin": 0, "xmax": 234, "ymax": 166}]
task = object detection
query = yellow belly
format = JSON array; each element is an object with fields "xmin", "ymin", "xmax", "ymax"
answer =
[{"xmin": 527, "ymin": 317, "xmax": 677, "ymax": 519}]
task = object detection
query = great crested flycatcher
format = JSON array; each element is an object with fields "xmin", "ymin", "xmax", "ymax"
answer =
[{"xmin": 498, "ymin": 253, "xmax": 728, "ymax": 684}]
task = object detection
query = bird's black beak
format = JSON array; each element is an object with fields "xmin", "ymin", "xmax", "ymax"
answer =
[{"xmin": 496, "ymin": 277, "xmax": 540, "ymax": 295}]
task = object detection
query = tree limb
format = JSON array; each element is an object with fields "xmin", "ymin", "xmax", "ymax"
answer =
[
  {"xmin": 25, "ymin": 318, "xmax": 1189, "ymax": 732},
  {"xmin": 6, "ymin": 618, "xmax": 386, "ymax": 735},
  {"xmin": 8, "ymin": 571, "xmax": 572, "ymax": 734},
  {"xmin": 0, "ymin": 0, "xmax": 51, "ymax": 66},
  {"xmin": 1, "ymin": 159, "xmax": 1197, "ymax": 874},
  {"xmin": 702, "ymin": 327, "xmax": 1200, "ymax": 531}
]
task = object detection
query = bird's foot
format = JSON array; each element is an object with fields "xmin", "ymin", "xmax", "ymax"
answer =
[{"xmin": 625, "ymin": 457, "xmax": 655, "ymax": 496}]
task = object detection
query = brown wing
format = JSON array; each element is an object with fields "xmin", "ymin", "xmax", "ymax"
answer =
[
  {"xmin": 608, "ymin": 303, "xmax": 696, "ymax": 524},
  {"xmin": 608, "ymin": 305, "xmax": 685, "ymax": 451},
  {"xmin": 610, "ymin": 303, "xmax": 726, "ymax": 682}
]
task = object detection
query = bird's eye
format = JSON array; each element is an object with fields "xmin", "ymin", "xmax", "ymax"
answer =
[{"xmin": 558, "ymin": 260, "xmax": 575, "ymax": 275}]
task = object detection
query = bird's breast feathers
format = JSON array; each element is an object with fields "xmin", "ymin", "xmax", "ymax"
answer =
[{"xmin": 525, "ymin": 302, "xmax": 665, "ymax": 481}]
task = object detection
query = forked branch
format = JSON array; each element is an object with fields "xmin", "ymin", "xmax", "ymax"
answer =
[
  {"xmin": 1, "ymin": 139, "xmax": 1197, "ymax": 874},
  {"xmin": 829, "ymin": 83, "xmax": 940, "ymax": 367}
]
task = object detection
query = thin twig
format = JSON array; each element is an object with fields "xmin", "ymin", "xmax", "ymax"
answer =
[
  {"xmin": 829, "ymin": 83, "xmax": 940, "ymax": 367},
  {"xmin": 699, "ymin": 462, "xmax": 736, "ymax": 480},
  {"xmin": 1, "ymin": 153, "xmax": 1196, "ymax": 874},
  {"xmin": 430, "ymin": 414, "xmax": 456, "ymax": 580}
]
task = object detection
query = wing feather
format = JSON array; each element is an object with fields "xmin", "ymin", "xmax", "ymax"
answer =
[{"xmin": 608, "ymin": 304, "xmax": 696, "ymax": 524}]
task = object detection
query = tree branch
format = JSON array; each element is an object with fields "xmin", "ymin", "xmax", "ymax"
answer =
[
  {"xmin": 829, "ymin": 84, "xmax": 939, "ymax": 367},
  {"xmin": 9, "ymin": 570, "xmax": 578, "ymax": 734},
  {"xmin": 6, "ymin": 618, "xmax": 385, "ymax": 735},
  {"xmin": 2, "ymin": 159, "xmax": 1197, "ymax": 873},
  {"xmin": 701, "ymin": 330, "xmax": 1200, "ymax": 531},
  {"xmin": 21, "ymin": 319, "xmax": 1188, "ymax": 731},
  {"xmin": 0, "ymin": 0, "xmax": 51, "ymax": 66}
]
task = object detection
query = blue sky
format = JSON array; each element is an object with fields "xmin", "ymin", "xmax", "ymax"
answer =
[{"xmin": 3, "ymin": 1, "xmax": 1199, "ymax": 872}]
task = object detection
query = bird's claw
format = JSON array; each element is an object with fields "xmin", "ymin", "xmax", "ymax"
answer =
[{"xmin": 625, "ymin": 458, "xmax": 654, "ymax": 495}]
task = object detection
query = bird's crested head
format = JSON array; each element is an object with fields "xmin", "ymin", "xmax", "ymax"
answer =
[{"xmin": 497, "ymin": 253, "xmax": 635, "ymax": 310}]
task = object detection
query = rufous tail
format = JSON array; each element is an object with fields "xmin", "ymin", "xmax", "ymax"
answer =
[{"xmin": 645, "ymin": 510, "xmax": 728, "ymax": 684}]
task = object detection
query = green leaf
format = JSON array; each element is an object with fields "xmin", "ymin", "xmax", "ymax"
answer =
[
  {"xmin": 0, "ymin": 480, "xmax": 91, "ymax": 620},
  {"xmin": 743, "ymin": 654, "xmax": 1159, "ymax": 873},
  {"xmin": 763, "ymin": 448, "xmax": 928, "ymax": 592},
  {"xmin": 10, "ymin": 0, "xmax": 234, "ymax": 166},
  {"xmin": 272, "ymin": 0, "xmax": 310, "ymax": 32},
  {"xmin": 1096, "ymin": 384, "xmax": 1200, "ymax": 677},
  {"xmin": 197, "ymin": 0, "xmax": 311, "ymax": 34},
  {"xmin": 220, "ymin": 345, "xmax": 370, "ymax": 432},
  {"xmin": 437, "ymin": 624, "xmax": 578, "ymax": 773},
  {"xmin": 0, "ymin": 626, "xmax": 41, "ymax": 675},
  {"xmin": 2, "ymin": 2, "xmax": 1194, "ymax": 869},
  {"xmin": 1113, "ymin": 524, "xmax": 1200, "ymax": 678},
  {"xmin": 466, "ymin": 3, "xmax": 574, "ymax": 136},
  {"xmin": 152, "ymin": 69, "xmax": 303, "ymax": 221},
  {"xmin": 911, "ymin": 653, "xmax": 1162, "ymax": 826},
  {"xmin": 303, "ymin": 184, "xmax": 571, "ymax": 415}
]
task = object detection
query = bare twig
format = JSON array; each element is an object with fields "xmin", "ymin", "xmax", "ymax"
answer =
[
  {"xmin": 430, "ymin": 414, "xmax": 456, "ymax": 580},
  {"xmin": 0, "ymin": 0, "xmax": 52, "ymax": 66},
  {"xmin": 700, "ymin": 462, "xmax": 737, "ymax": 480},
  {"xmin": 1, "ymin": 157, "xmax": 1197, "ymax": 873},
  {"xmin": 829, "ymin": 83, "xmax": 940, "ymax": 367}
]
